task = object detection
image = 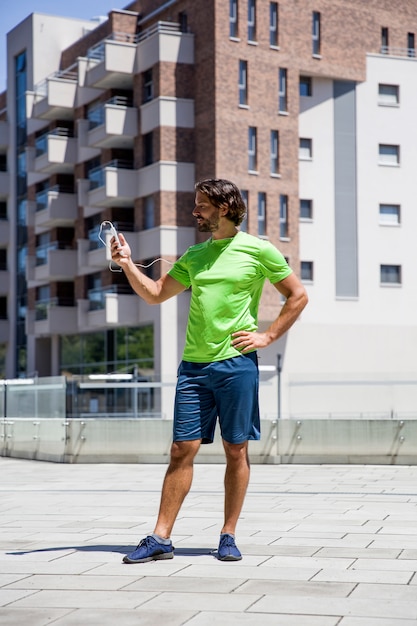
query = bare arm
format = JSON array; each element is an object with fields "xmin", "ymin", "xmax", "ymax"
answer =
[
  {"xmin": 231, "ymin": 272, "xmax": 308, "ymax": 352},
  {"xmin": 111, "ymin": 233, "xmax": 186, "ymax": 304}
]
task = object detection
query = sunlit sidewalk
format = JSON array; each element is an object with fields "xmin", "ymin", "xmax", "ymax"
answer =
[{"xmin": 1, "ymin": 457, "xmax": 417, "ymax": 625}]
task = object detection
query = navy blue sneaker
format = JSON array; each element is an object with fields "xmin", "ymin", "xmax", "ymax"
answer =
[
  {"xmin": 123, "ymin": 535, "xmax": 174, "ymax": 564},
  {"xmin": 217, "ymin": 533, "xmax": 242, "ymax": 561}
]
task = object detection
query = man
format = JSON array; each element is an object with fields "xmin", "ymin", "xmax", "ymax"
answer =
[{"xmin": 111, "ymin": 178, "xmax": 308, "ymax": 564}]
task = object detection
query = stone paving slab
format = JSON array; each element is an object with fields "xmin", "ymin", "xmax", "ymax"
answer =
[{"xmin": 2, "ymin": 458, "xmax": 417, "ymax": 625}]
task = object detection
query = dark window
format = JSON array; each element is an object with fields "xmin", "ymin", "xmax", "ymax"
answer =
[
  {"xmin": 239, "ymin": 60, "xmax": 248, "ymax": 106},
  {"xmin": 300, "ymin": 76, "xmax": 312, "ymax": 97},
  {"xmin": 248, "ymin": 127, "xmax": 257, "ymax": 171},
  {"xmin": 248, "ymin": 0, "xmax": 256, "ymax": 42},
  {"xmin": 230, "ymin": 0, "xmax": 238, "ymax": 38},
  {"xmin": 279, "ymin": 68, "xmax": 287, "ymax": 112},
  {"xmin": 301, "ymin": 261, "xmax": 313, "ymax": 281},
  {"xmin": 179, "ymin": 11, "xmax": 188, "ymax": 33},
  {"xmin": 300, "ymin": 199, "xmax": 313, "ymax": 220},
  {"xmin": 0, "ymin": 296, "xmax": 7, "ymax": 319},
  {"xmin": 381, "ymin": 27, "xmax": 389, "ymax": 53},
  {"xmin": 143, "ymin": 69, "xmax": 153, "ymax": 103},
  {"xmin": 270, "ymin": 130, "xmax": 279, "ymax": 174},
  {"xmin": 0, "ymin": 249, "xmax": 7, "ymax": 271},
  {"xmin": 143, "ymin": 132, "xmax": 154, "ymax": 166},
  {"xmin": 312, "ymin": 11, "xmax": 321, "ymax": 56},
  {"xmin": 270, "ymin": 2, "xmax": 278, "ymax": 47},
  {"xmin": 257, "ymin": 192, "xmax": 266, "ymax": 236},
  {"xmin": 380, "ymin": 264, "xmax": 401, "ymax": 284},
  {"xmin": 280, "ymin": 194, "xmax": 288, "ymax": 238},
  {"xmin": 408, "ymin": 32, "xmax": 415, "ymax": 57}
]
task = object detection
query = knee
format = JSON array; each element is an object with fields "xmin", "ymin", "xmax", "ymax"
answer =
[
  {"xmin": 170, "ymin": 440, "xmax": 200, "ymax": 466},
  {"xmin": 223, "ymin": 440, "xmax": 249, "ymax": 465}
]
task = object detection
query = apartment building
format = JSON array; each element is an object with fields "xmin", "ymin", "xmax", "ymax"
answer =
[{"xmin": 2, "ymin": 0, "xmax": 417, "ymax": 419}]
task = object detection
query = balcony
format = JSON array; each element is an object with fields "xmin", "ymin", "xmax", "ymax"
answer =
[
  {"xmin": 0, "ymin": 120, "xmax": 8, "ymax": 148},
  {"xmin": 0, "ymin": 220, "xmax": 9, "ymax": 247},
  {"xmin": 85, "ymin": 33, "xmax": 137, "ymax": 89},
  {"xmin": 136, "ymin": 21, "xmax": 194, "ymax": 72},
  {"xmin": 140, "ymin": 97, "xmax": 194, "ymax": 134},
  {"xmin": 77, "ymin": 221, "xmax": 135, "ymax": 272},
  {"xmin": 0, "ymin": 170, "xmax": 8, "ymax": 198},
  {"xmin": 87, "ymin": 97, "xmax": 138, "ymax": 149},
  {"xmin": 28, "ymin": 298, "xmax": 78, "ymax": 336},
  {"xmin": 34, "ymin": 128, "xmax": 77, "ymax": 174},
  {"xmin": 32, "ymin": 66, "xmax": 78, "ymax": 120},
  {"xmin": 78, "ymin": 285, "xmax": 139, "ymax": 330},
  {"xmin": 28, "ymin": 245, "xmax": 77, "ymax": 283},
  {"xmin": 0, "ymin": 269, "xmax": 9, "ymax": 294},
  {"xmin": 0, "ymin": 319, "xmax": 9, "ymax": 343},
  {"xmin": 86, "ymin": 160, "xmax": 136, "ymax": 207},
  {"xmin": 34, "ymin": 186, "xmax": 77, "ymax": 233}
]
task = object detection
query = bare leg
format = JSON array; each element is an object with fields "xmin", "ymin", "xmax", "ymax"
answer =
[
  {"xmin": 221, "ymin": 440, "xmax": 250, "ymax": 535},
  {"xmin": 153, "ymin": 439, "xmax": 201, "ymax": 539}
]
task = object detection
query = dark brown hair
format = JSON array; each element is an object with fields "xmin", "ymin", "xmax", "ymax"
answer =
[{"xmin": 195, "ymin": 178, "xmax": 247, "ymax": 226}]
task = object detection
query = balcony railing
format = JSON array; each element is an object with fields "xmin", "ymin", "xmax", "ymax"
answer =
[
  {"xmin": 88, "ymin": 221, "xmax": 133, "ymax": 251},
  {"xmin": 33, "ymin": 63, "xmax": 78, "ymax": 101},
  {"xmin": 35, "ymin": 241, "xmax": 73, "ymax": 266},
  {"xmin": 35, "ymin": 184, "xmax": 74, "ymax": 211},
  {"xmin": 35, "ymin": 127, "xmax": 74, "ymax": 157},
  {"xmin": 87, "ymin": 96, "xmax": 133, "ymax": 130},
  {"xmin": 137, "ymin": 21, "xmax": 181, "ymax": 42},
  {"xmin": 35, "ymin": 297, "xmax": 75, "ymax": 321},
  {"xmin": 86, "ymin": 22, "xmax": 182, "ymax": 61},
  {"xmin": 88, "ymin": 159, "xmax": 134, "ymax": 190},
  {"xmin": 380, "ymin": 46, "xmax": 416, "ymax": 58},
  {"xmin": 88, "ymin": 284, "xmax": 133, "ymax": 311}
]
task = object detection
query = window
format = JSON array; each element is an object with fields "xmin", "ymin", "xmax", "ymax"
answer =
[
  {"xmin": 143, "ymin": 69, "xmax": 153, "ymax": 103},
  {"xmin": 378, "ymin": 84, "xmax": 399, "ymax": 106},
  {"xmin": 300, "ymin": 76, "xmax": 312, "ymax": 97},
  {"xmin": 230, "ymin": 0, "xmax": 238, "ymax": 38},
  {"xmin": 279, "ymin": 194, "xmax": 288, "ymax": 239},
  {"xmin": 300, "ymin": 199, "xmax": 313, "ymax": 220},
  {"xmin": 238, "ymin": 60, "xmax": 248, "ymax": 106},
  {"xmin": 240, "ymin": 189, "xmax": 248, "ymax": 232},
  {"xmin": 0, "ymin": 297, "xmax": 7, "ymax": 320},
  {"xmin": 381, "ymin": 27, "xmax": 389, "ymax": 54},
  {"xmin": 312, "ymin": 11, "xmax": 321, "ymax": 56},
  {"xmin": 408, "ymin": 32, "xmax": 415, "ymax": 57},
  {"xmin": 270, "ymin": 130, "xmax": 279, "ymax": 175},
  {"xmin": 144, "ymin": 195, "xmax": 155, "ymax": 229},
  {"xmin": 280, "ymin": 194, "xmax": 288, "ymax": 238},
  {"xmin": 379, "ymin": 144, "xmax": 400, "ymax": 166},
  {"xmin": 270, "ymin": 2, "xmax": 278, "ymax": 47},
  {"xmin": 379, "ymin": 204, "xmax": 400, "ymax": 225},
  {"xmin": 0, "ymin": 201, "xmax": 7, "ymax": 220},
  {"xmin": 279, "ymin": 68, "xmax": 287, "ymax": 112},
  {"xmin": 301, "ymin": 261, "xmax": 314, "ymax": 282},
  {"xmin": 248, "ymin": 126, "xmax": 257, "ymax": 172},
  {"xmin": 380, "ymin": 264, "xmax": 401, "ymax": 285},
  {"xmin": 258, "ymin": 192, "xmax": 266, "ymax": 236},
  {"xmin": 299, "ymin": 138, "xmax": 312, "ymax": 160},
  {"xmin": 0, "ymin": 249, "xmax": 7, "ymax": 271},
  {"xmin": 144, "ymin": 132, "xmax": 154, "ymax": 166},
  {"xmin": 179, "ymin": 11, "xmax": 188, "ymax": 33},
  {"xmin": 248, "ymin": 0, "xmax": 256, "ymax": 42}
]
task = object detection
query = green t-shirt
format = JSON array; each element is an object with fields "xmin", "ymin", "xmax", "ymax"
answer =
[{"xmin": 168, "ymin": 231, "xmax": 292, "ymax": 362}]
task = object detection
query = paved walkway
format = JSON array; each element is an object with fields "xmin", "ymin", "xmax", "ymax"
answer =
[{"xmin": 2, "ymin": 458, "xmax": 417, "ymax": 625}]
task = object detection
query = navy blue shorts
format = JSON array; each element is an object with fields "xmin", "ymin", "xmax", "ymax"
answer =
[{"xmin": 173, "ymin": 352, "xmax": 260, "ymax": 445}]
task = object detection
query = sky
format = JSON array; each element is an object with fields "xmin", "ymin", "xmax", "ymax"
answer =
[{"xmin": 0, "ymin": 0, "xmax": 131, "ymax": 92}]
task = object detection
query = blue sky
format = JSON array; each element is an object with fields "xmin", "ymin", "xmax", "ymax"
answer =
[{"xmin": 0, "ymin": 0, "xmax": 130, "ymax": 92}]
